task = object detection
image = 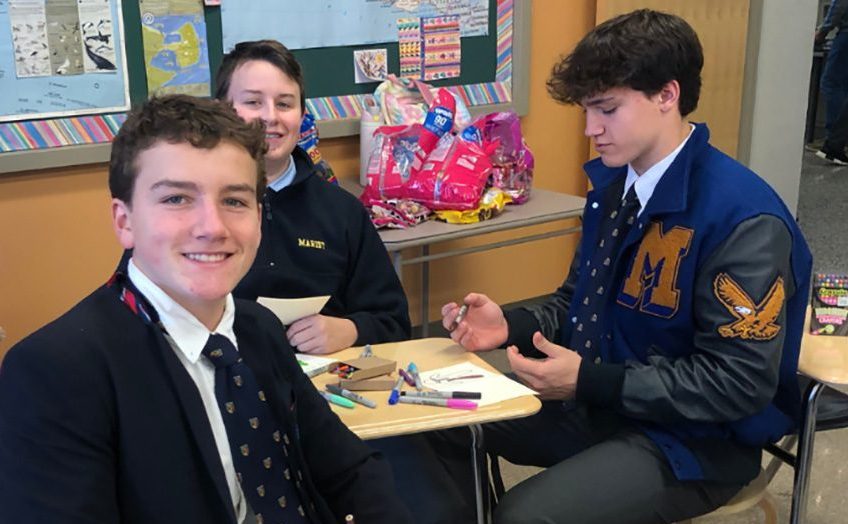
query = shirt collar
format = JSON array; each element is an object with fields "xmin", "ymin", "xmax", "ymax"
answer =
[
  {"xmin": 127, "ymin": 259, "xmax": 237, "ymax": 363},
  {"xmin": 624, "ymin": 123, "xmax": 696, "ymax": 213},
  {"xmin": 267, "ymin": 155, "xmax": 297, "ymax": 192}
]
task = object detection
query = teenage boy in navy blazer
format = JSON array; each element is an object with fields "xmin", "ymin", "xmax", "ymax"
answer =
[{"xmin": 0, "ymin": 95, "xmax": 412, "ymax": 524}]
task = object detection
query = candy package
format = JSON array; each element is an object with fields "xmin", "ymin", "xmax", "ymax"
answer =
[
  {"xmin": 373, "ymin": 74, "xmax": 471, "ymax": 130},
  {"xmin": 810, "ymin": 273, "xmax": 848, "ymax": 336},
  {"xmin": 360, "ymin": 90, "xmax": 458, "ymax": 205},
  {"xmin": 367, "ymin": 199, "xmax": 431, "ymax": 229},
  {"xmin": 403, "ymin": 133, "xmax": 494, "ymax": 210},
  {"xmin": 434, "ymin": 188, "xmax": 512, "ymax": 224},
  {"xmin": 465, "ymin": 111, "xmax": 534, "ymax": 203},
  {"xmin": 360, "ymin": 124, "xmax": 422, "ymax": 205}
]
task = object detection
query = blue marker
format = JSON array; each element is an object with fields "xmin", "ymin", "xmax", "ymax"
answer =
[
  {"xmin": 408, "ymin": 362, "xmax": 424, "ymax": 391},
  {"xmin": 388, "ymin": 375, "xmax": 405, "ymax": 405}
]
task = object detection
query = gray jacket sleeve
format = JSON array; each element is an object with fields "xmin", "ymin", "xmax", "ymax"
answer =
[{"xmin": 577, "ymin": 215, "xmax": 796, "ymax": 425}]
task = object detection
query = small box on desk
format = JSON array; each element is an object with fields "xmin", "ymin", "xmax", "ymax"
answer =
[
  {"xmin": 338, "ymin": 376, "xmax": 398, "ymax": 391},
  {"xmin": 810, "ymin": 273, "xmax": 848, "ymax": 336},
  {"xmin": 331, "ymin": 356, "xmax": 396, "ymax": 381}
]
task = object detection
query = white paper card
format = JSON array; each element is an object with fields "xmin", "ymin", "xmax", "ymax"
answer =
[
  {"xmin": 257, "ymin": 295, "xmax": 331, "ymax": 325},
  {"xmin": 295, "ymin": 353, "xmax": 337, "ymax": 377},
  {"xmin": 420, "ymin": 363, "xmax": 537, "ymax": 407}
]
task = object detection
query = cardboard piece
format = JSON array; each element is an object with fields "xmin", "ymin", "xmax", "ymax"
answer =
[
  {"xmin": 332, "ymin": 356, "xmax": 396, "ymax": 381},
  {"xmin": 338, "ymin": 375, "xmax": 398, "ymax": 391}
]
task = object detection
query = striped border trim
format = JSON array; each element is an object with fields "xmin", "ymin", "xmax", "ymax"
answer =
[
  {"xmin": 2, "ymin": 0, "xmax": 513, "ymax": 151},
  {"xmin": 0, "ymin": 114, "xmax": 126, "ymax": 152}
]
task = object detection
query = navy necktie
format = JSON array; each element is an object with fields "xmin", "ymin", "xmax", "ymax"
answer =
[
  {"xmin": 202, "ymin": 334, "xmax": 310, "ymax": 524},
  {"xmin": 569, "ymin": 185, "xmax": 640, "ymax": 358}
]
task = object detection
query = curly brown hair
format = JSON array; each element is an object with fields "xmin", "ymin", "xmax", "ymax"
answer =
[
  {"xmin": 109, "ymin": 95, "xmax": 267, "ymax": 204},
  {"xmin": 547, "ymin": 9, "xmax": 703, "ymax": 116}
]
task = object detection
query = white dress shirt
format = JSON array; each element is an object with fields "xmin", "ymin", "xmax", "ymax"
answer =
[
  {"xmin": 267, "ymin": 154, "xmax": 297, "ymax": 193},
  {"xmin": 128, "ymin": 259, "xmax": 247, "ymax": 523},
  {"xmin": 623, "ymin": 124, "xmax": 695, "ymax": 215}
]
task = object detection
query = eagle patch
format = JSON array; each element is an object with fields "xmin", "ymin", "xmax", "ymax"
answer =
[{"xmin": 713, "ymin": 273, "xmax": 785, "ymax": 340}]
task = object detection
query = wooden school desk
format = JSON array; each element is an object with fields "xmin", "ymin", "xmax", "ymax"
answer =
[
  {"xmin": 340, "ymin": 179, "xmax": 586, "ymax": 335},
  {"xmin": 310, "ymin": 338, "xmax": 542, "ymax": 524},
  {"xmin": 790, "ymin": 314, "xmax": 848, "ymax": 523}
]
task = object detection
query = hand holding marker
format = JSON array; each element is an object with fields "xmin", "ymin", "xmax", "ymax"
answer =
[{"xmin": 450, "ymin": 304, "xmax": 468, "ymax": 331}]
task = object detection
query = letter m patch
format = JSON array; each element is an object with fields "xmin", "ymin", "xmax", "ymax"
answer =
[{"xmin": 617, "ymin": 222, "xmax": 694, "ymax": 318}]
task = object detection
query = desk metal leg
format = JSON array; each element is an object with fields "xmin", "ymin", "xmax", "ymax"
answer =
[
  {"xmin": 421, "ymin": 246, "xmax": 429, "ymax": 337},
  {"xmin": 790, "ymin": 379, "xmax": 825, "ymax": 524},
  {"xmin": 391, "ymin": 252, "xmax": 403, "ymax": 276},
  {"xmin": 470, "ymin": 424, "xmax": 491, "ymax": 524}
]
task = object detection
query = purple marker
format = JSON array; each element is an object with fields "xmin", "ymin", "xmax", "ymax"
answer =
[{"xmin": 398, "ymin": 368, "xmax": 416, "ymax": 387}]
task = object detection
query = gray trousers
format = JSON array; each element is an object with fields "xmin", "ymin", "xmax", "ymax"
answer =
[{"xmin": 380, "ymin": 401, "xmax": 747, "ymax": 524}]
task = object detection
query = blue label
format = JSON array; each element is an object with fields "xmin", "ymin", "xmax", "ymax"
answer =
[{"xmin": 423, "ymin": 106, "xmax": 453, "ymax": 136}]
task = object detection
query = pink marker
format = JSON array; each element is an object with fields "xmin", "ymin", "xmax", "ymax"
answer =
[{"xmin": 397, "ymin": 396, "xmax": 477, "ymax": 410}]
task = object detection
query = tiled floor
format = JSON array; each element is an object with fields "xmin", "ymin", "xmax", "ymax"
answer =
[{"xmin": 484, "ymin": 149, "xmax": 848, "ymax": 523}]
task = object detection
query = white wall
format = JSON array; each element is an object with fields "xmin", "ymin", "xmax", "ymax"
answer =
[{"xmin": 737, "ymin": 0, "xmax": 819, "ymax": 216}]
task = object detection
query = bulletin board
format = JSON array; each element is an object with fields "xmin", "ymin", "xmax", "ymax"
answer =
[{"xmin": 0, "ymin": 0, "xmax": 529, "ymax": 174}]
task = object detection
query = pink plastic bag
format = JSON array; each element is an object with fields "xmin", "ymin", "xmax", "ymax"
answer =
[
  {"xmin": 373, "ymin": 75, "xmax": 471, "ymax": 130},
  {"xmin": 465, "ymin": 111, "xmax": 534, "ymax": 204},
  {"xmin": 403, "ymin": 134, "xmax": 493, "ymax": 210}
]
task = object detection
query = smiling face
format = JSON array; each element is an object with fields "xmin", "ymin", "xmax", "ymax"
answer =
[
  {"xmin": 226, "ymin": 59, "xmax": 304, "ymax": 179},
  {"xmin": 112, "ymin": 140, "xmax": 262, "ymax": 329}
]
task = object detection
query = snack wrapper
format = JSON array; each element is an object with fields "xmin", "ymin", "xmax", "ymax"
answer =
[
  {"xmin": 810, "ymin": 273, "xmax": 848, "ymax": 336},
  {"xmin": 373, "ymin": 75, "xmax": 471, "ymax": 130},
  {"xmin": 403, "ymin": 133, "xmax": 493, "ymax": 210},
  {"xmin": 367, "ymin": 199, "xmax": 431, "ymax": 229},
  {"xmin": 434, "ymin": 188, "xmax": 512, "ymax": 224},
  {"xmin": 360, "ymin": 124, "xmax": 421, "ymax": 205},
  {"xmin": 465, "ymin": 111, "xmax": 534, "ymax": 203}
]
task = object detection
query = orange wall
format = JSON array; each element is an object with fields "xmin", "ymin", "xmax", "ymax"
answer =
[{"xmin": 0, "ymin": 1, "xmax": 593, "ymax": 356}]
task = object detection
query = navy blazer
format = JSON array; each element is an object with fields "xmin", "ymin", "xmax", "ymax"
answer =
[{"xmin": 0, "ymin": 284, "xmax": 412, "ymax": 524}]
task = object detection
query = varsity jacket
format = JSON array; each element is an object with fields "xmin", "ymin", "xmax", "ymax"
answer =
[
  {"xmin": 821, "ymin": 0, "xmax": 848, "ymax": 34},
  {"xmin": 505, "ymin": 124, "xmax": 812, "ymax": 483},
  {"xmin": 0, "ymin": 281, "xmax": 413, "ymax": 523},
  {"xmin": 234, "ymin": 147, "xmax": 411, "ymax": 345}
]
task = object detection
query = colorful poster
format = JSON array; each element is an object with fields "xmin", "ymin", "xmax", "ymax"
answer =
[
  {"xmin": 0, "ymin": 0, "xmax": 129, "ymax": 123},
  {"xmin": 222, "ymin": 0, "xmax": 488, "ymax": 51},
  {"xmin": 45, "ymin": 0, "xmax": 84, "ymax": 75},
  {"xmin": 79, "ymin": 0, "xmax": 118, "ymax": 72},
  {"xmin": 422, "ymin": 15, "xmax": 460, "ymax": 81},
  {"xmin": 397, "ymin": 17, "xmax": 422, "ymax": 79},
  {"xmin": 9, "ymin": 0, "xmax": 50, "ymax": 78},
  {"xmin": 353, "ymin": 48, "xmax": 388, "ymax": 83},
  {"xmin": 140, "ymin": 0, "xmax": 210, "ymax": 96}
]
